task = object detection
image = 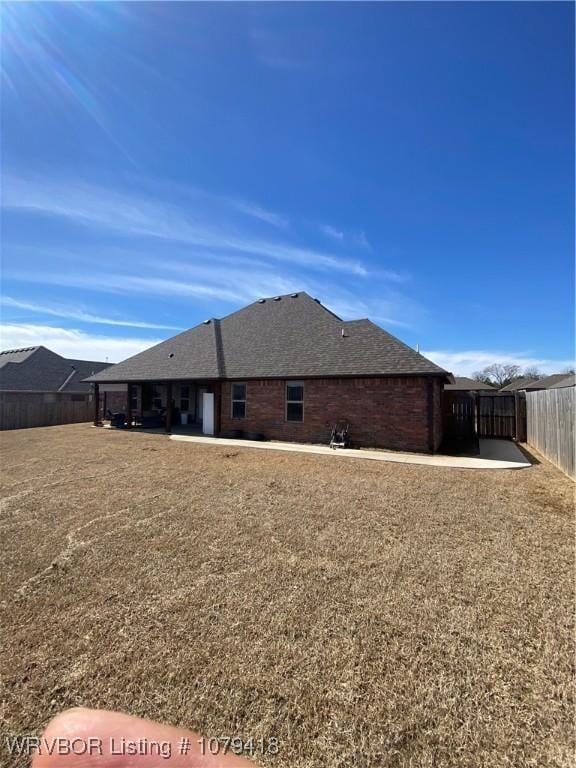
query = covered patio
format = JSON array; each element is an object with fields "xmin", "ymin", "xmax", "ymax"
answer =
[{"xmin": 94, "ymin": 380, "xmax": 222, "ymax": 434}]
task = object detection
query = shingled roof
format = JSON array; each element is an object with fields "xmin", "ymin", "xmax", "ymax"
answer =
[
  {"xmin": 0, "ymin": 346, "xmax": 112, "ymax": 392},
  {"xmin": 552, "ymin": 374, "xmax": 576, "ymax": 388},
  {"xmin": 524, "ymin": 373, "xmax": 576, "ymax": 390},
  {"xmin": 87, "ymin": 292, "xmax": 450, "ymax": 383},
  {"xmin": 499, "ymin": 377, "xmax": 540, "ymax": 392},
  {"xmin": 445, "ymin": 376, "xmax": 496, "ymax": 391}
]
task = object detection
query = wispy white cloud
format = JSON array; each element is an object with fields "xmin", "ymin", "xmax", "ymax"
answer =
[
  {"xmin": 5, "ymin": 271, "xmax": 250, "ymax": 304},
  {"xmin": 6, "ymin": 263, "xmax": 422, "ymax": 329},
  {"xmin": 227, "ymin": 198, "xmax": 289, "ymax": 228},
  {"xmin": 423, "ymin": 349, "xmax": 576, "ymax": 377},
  {"xmin": 319, "ymin": 223, "xmax": 372, "ymax": 251},
  {"xmin": 3, "ymin": 175, "xmax": 366, "ymax": 275},
  {"xmin": 3, "ymin": 174, "xmax": 419, "ymax": 330},
  {"xmin": 354, "ymin": 230, "xmax": 372, "ymax": 250},
  {"xmin": 321, "ymin": 290, "xmax": 418, "ymax": 329},
  {"xmin": 320, "ymin": 224, "xmax": 344, "ymax": 241},
  {"xmin": 1, "ymin": 296, "xmax": 183, "ymax": 331},
  {"xmin": 0, "ymin": 323, "xmax": 159, "ymax": 363}
]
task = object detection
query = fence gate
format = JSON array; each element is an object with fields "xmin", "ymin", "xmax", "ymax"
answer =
[
  {"xmin": 443, "ymin": 392, "xmax": 476, "ymax": 443},
  {"xmin": 477, "ymin": 394, "xmax": 517, "ymax": 438},
  {"xmin": 442, "ymin": 392, "xmax": 526, "ymax": 445}
]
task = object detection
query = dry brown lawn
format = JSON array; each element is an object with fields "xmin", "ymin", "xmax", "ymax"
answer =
[{"xmin": 0, "ymin": 424, "xmax": 574, "ymax": 767}]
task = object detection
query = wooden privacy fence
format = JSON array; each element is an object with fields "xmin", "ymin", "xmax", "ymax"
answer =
[
  {"xmin": 443, "ymin": 392, "xmax": 476, "ymax": 443},
  {"xmin": 477, "ymin": 394, "xmax": 517, "ymax": 438},
  {"xmin": 0, "ymin": 391, "xmax": 94, "ymax": 431},
  {"xmin": 443, "ymin": 391, "xmax": 526, "ymax": 444},
  {"xmin": 527, "ymin": 388, "xmax": 575, "ymax": 479}
]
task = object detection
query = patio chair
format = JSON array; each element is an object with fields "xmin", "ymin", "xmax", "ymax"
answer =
[{"xmin": 330, "ymin": 421, "xmax": 350, "ymax": 449}]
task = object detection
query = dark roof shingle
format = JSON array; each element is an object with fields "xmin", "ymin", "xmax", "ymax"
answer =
[
  {"xmin": 499, "ymin": 377, "xmax": 540, "ymax": 392},
  {"xmin": 0, "ymin": 346, "xmax": 112, "ymax": 392},
  {"xmin": 551, "ymin": 374, "xmax": 576, "ymax": 388},
  {"xmin": 524, "ymin": 373, "xmax": 576, "ymax": 391},
  {"xmin": 88, "ymin": 292, "xmax": 450, "ymax": 383},
  {"xmin": 445, "ymin": 377, "xmax": 496, "ymax": 391}
]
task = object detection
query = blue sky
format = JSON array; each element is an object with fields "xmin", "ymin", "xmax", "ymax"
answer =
[{"xmin": 1, "ymin": 2, "xmax": 574, "ymax": 374}]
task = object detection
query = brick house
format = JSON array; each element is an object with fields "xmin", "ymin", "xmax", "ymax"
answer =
[{"xmin": 87, "ymin": 292, "xmax": 452, "ymax": 453}]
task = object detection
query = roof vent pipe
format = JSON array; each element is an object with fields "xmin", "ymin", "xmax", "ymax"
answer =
[{"xmin": 341, "ymin": 328, "xmax": 348, "ymax": 338}]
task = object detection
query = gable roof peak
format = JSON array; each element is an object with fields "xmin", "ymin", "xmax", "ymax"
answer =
[
  {"xmin": 222, "ymin": 290, "xmax": 343, "ymax": 324},
  {"xmin": 87, "ymin": 292, "xmax": 450, "ymax": 383}
]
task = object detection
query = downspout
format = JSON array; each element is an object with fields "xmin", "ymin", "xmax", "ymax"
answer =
[{"xmin": 213, "ymin": 319, "xmax": 225, "ymax": 436}]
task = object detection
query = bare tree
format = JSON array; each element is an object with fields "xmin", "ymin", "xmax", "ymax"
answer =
[
  {"xmin": 523, "ymin": 367, "xmax": 541, "ymax": 380},
  {"xmin": 471, "ymin": 369, "xmax": 492, "ymax": 385},
  {"xmin": 471, "ymin": 364, "xmax": 521, "ymax": 388}
]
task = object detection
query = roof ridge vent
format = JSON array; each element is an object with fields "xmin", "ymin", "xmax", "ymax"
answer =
[
  {"xmin": 290, "ymin": 293, "xmax": 298, "ymax": 298},
  {"xmin": 203, "ymin": 319, "xmax": 211, "ymax": 325},
  {"xmin": 258, "ymin": 298, "xmax": 266, "ymax": 304},
  {"xmin": 313, "ymin": 298, "xmax": 321, "ymax": 304},
  {"xmin": 273, "ymin": 296, "xmax": 281, "ymax": 301}
]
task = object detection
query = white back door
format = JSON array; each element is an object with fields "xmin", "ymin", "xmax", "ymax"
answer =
[{"xmin": 202, "ymin": 392, "xmax": 214, "ymax": 435}]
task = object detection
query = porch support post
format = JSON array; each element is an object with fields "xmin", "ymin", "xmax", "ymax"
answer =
[
  {"xmin": 214, "ymin": 382, "xmax": 222, "ymax": 436},
  {"xmin": 93, "ymin": 383, "xmax": 100, "ymax": 426},
  {"xmin": 126, "ymin": 384, "xmax": 133, "ymax": 428},
  {"xmin": 166, "ymin": 382, "xmax": 173, "ymax": 433}
]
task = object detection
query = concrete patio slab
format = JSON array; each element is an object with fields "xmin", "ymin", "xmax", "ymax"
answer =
[
  {"xmin": 170, "ymin": 434, "xmax": 532, "ymax": 470},
  {"xmin": 478, "ymin": 438, "xmax": 530, "ymax": 464}
]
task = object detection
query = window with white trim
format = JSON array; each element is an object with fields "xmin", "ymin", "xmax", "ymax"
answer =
[
  {"xmin": 286, "ymin": 381, "xmax": 304, "ymax": 422},
  {"xmin": 231, "ymin": 383, "xmax": 246, "ymax": 419}
]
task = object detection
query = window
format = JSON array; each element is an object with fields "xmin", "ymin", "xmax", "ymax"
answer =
[
  {"xmin": 231, "ymin": 383, "xmax": 246, "ymax": 419},
  {"xmin": 286, "ymin": 381, "xmax": 304, "ymax": 422},
  {"xmin": 180, "ymin": 385, "xmax": 190, "ymax": 412}
]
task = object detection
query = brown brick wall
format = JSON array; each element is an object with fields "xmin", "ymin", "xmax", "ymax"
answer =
[
  {"xmin": 220, "ymin": 377, "xmax": 443, "ymax": 453},
  {"xmin": 431, "ymin": 378, "xmax": 444, "ymax": 451}
]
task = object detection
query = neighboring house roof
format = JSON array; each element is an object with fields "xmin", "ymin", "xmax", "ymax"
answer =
[
  {"xmin": 0, "ymin": 347, "xmax": 38, "ymax": 367},
  {"xmin": 524, "ymin": 373, "xmax": 576, "ymax": 391},
  {"xmin": 445, "ymin": 376, "xmax": 496, "ymax": 391},
  {"xmin": 0, "ymin": 346, "xmax": 112, "ymax": 392},
  {"xmin": 551, "ymin": 374, "xmax": 576, "ymax": 388},
  {"xmin": 499, "ymin": 377, "xmax": 540, "ymax": 392},
  {"xmin": 87, "ymin": 292, "xmax": 451, "ymax": 383}
]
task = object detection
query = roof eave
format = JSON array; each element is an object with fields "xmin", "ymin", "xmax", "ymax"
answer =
[{"xmin": 84, "ymin": 370, "xmax": 452, "ymax": 384}]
